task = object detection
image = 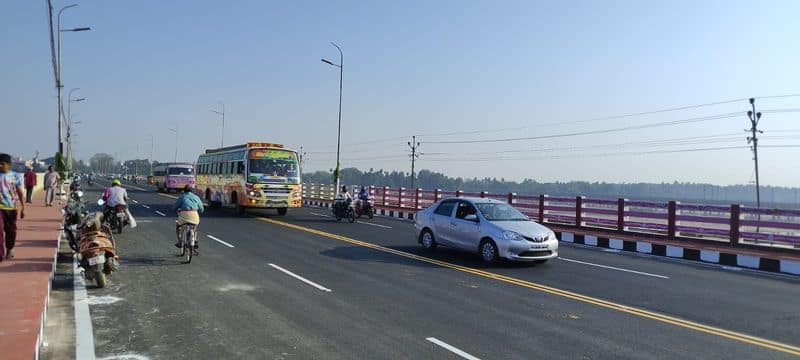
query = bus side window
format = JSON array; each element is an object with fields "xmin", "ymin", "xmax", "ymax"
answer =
[
  {"xmin": 228, "ymin": 162, "xmax": 234, "ymax": 174},
  {"xmin": 237, "ymin": 161, "xmax": 244, "ymax": 174}
]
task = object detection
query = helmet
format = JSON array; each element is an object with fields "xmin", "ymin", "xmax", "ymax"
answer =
[
  {"xmin": 112, "ymin": 179, "xmax": 121, "ymax": 185},
  {"xmin": 341, "ymin": 185, "xmax": 347, "ymax": 192}
]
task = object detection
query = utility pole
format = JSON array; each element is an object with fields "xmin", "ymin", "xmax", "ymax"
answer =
[
  {"xmin": 299, "ymin": 146, "xmax": 308, "ymax": 176},
  {"xmin": 746, "ymin": 98, "xmax": 763, "ymax": 208},
  {"xmin": 407, "ymin": 136, "xmax": 422, "ymax": 190}
]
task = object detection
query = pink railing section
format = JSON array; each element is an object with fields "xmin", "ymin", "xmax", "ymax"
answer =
[{"xmin": 302, "ymin": 183, "xmax": 800, "ymax": 249}]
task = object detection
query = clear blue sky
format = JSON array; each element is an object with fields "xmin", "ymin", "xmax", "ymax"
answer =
[{"xmin": 3, "ymin": 0, "xmax": 799, "ymax": 186}]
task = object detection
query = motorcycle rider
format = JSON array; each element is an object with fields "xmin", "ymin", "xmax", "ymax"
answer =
[
  {"xmin": 172, "ymin": 185, "xmax": 204, "ymax": 250},
  {"xmin": 103, "ymin": 179, "xmax": 129, "ymax": 224},
  {"xmin": 334, "ymin": 185, "xmax": 352, "ymax": 215},
  {"xmin": 356, "ymin": 186, "xmax": 370, "ymax": 211}
]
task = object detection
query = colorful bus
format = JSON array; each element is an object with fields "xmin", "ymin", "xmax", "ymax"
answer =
[
  {"xmin": 195, "ymin": 142, "xmax": 301, "ymax": 215},
  {"xmin": 154, "ymin": 163, "xmax": 196, "ymax": 192},
  {"xmin": 149, "ymin": 165, "xmax": 167, "ymax": 186}
]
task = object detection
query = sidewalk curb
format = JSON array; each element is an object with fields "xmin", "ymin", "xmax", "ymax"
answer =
[{"xmin": 35, "ymin": 230, "xmax": 62, "ymax": 360}]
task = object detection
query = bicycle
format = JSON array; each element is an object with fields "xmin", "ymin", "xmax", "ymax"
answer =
[{"xmin": 179, "ymin": 223, "xmax": 198, "ymax": 263}]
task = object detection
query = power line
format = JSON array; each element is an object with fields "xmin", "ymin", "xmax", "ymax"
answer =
[{"xmin": 426, "ymin": 112, "xmax": 742, "ymax": 144}]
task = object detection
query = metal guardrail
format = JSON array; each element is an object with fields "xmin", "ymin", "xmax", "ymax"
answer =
[{"xmin": 302, "ymin": 183, "xmax": 800, "ymax": 250}]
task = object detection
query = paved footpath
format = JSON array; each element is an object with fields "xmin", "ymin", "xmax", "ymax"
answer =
[{"xmin": 0, "ymin": 191, "xmax": 63, "ymax": 360}]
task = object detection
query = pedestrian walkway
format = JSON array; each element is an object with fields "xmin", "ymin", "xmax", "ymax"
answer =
[{"xmin": 0, "ymin": 191, "xmax": 62, "ymax": 360}]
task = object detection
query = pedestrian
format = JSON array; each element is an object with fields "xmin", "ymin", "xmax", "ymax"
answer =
[
  {"xmin": 24, "ymin": 166, "xmax": 37, "ymax": 204},
  {"xmin": 0, "ymin": 153, "xmax": 26, "ymax": 261},
  {"xmin": 44, "ymin": 165, "xmax": 59, "ymax": 207}
]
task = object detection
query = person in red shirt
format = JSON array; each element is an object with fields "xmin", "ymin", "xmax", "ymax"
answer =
[{"xmin": 23, "ymin": 167, "xmax": 36, "ymax": 204}]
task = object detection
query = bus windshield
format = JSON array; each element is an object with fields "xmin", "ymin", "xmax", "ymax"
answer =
[
  {"xmin": 247, "ymin": 149, "xmax": 299, "ymax": 184},
  {"xmin": 168, "ymin": 167, "xmax": 194, "ymax": 176}
]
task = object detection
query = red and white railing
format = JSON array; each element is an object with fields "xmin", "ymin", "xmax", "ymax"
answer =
[{"xmin": 303, "ymin": 183, "xmax": 800, "ymax": 250}]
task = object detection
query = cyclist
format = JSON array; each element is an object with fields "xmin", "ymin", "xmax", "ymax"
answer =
[{"xmin": 172, "ymin": 185, "xmax": 204, "ymax": 251}]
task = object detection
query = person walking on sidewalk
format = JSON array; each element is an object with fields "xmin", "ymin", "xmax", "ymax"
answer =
[
  {"xmin": 0, "ymin": 153, "xmax": 25, "ymax": 261},
  {"xmin": 23, "ymin": 167, "xmax": 36, "ymax": 204},
  {"xmin": 43, "ymin": 166, "xmax": 59, "ymax": 207}
]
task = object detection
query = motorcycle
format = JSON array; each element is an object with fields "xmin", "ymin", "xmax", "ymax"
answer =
[
  {"xmin": 87, "ymin": 177, "xmax": 94, "ymax": 186},
  {"xmin": 332, "ymin": 198, "xmax": 356, "ymax": 223},
  {"xmin": 355, "ymin": 196, "xmax": 375, "ymax": 219},
  {"xmin": 62, "ymin": 190, "xmax": 86, "ymax": 252},
  {"xmin": 98, "ymin": 199, "xmax": 128, "ymax": 234},
  {"xmin": 77, "ymin": 212, "xmax": 119, "ymax": 288}
]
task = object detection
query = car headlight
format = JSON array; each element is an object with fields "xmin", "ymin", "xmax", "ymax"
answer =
[
  {"xmin": 548, "ymin": 231, "xmax": 557, "ymax": 241},
  {"xmin": 501, "ymin": 231, "xmax": 525, "ymax": 241}
]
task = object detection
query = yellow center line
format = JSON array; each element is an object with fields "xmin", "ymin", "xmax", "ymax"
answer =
[{"xmin": 256, "ymin": 216, "xmax": 800, "ymax": 357}]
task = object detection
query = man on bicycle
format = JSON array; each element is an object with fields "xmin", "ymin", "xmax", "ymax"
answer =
[{"xmin": 172, "ymin": 185, "xmax": 204, "ymax": 250}]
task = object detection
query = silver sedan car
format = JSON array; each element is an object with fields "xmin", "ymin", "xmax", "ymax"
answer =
[{"xmin": 415, "ymin": 197, "xmax": 558, "ymax": 264}]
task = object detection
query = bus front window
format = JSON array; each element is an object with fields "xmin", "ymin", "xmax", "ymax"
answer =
[{"xmin": 247, "ymin": 150, "xmax": 299, "ymax": 183}]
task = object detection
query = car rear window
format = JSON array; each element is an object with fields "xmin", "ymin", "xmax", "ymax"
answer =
[{"xmin": 434, "ymin": 201, "xmax": 456, "ymax": 216}]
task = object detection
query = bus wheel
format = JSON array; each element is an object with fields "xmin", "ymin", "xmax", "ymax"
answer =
[{"xmin": 277, "ymin": 208, "xmax": 288, "ymax": 216}]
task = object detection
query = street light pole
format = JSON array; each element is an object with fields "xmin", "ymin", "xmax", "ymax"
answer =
[
  {"xmin": 56, "ymin": 4, "xmax": 90, "ymax": 155},
  {"xmin": 211, "ymin": 102, "xmax": 225, "ymax": 148},
  {"xmin": 746, "ymin": 98, "xmax": 763, "ymax": 209},
  {"xmin": 66, "ymin": 88, "xmax": 85, "ymax": 173},
  {"xmin": 321, "ymin": 42, "xmax": 343, "ymax": 192},
  {"xmin": 168, "ymin": 126, "xmax": 178, "ymax": 162},
  {"xmin": 147, "ymin": 134, "xmax": 154, "ymax": 175}
]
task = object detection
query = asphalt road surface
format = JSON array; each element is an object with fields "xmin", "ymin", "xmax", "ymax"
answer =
[{"xmin": 48, "ymin": 180, "xmax": 800, "ymax": 360}]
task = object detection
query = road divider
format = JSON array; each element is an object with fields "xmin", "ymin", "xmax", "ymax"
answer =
[
  {"xmin": 426, "ymin": 337, "xmax": 481, "ymax": 360},
  {"xmin": 256, "ymin": 216, "xmax": 800, "ymax": 357},
  {"xmin": 558, "ymin": 257, "xmax": 669, "ymax": 279},
  {"xmin": 268, "ymin": 263, "xmax": 332, "ymax": 292},
  {"xmin": 207, "ymin": 235, "xmax": 235, "ymax": 248}
]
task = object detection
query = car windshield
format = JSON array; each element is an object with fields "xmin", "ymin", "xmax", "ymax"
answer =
[
  {"xmin": 167, "ymin": 167, "xmax": 193, "ymax": 175},
  {"xmin": 476, "ymin": 203, "xmax": 529, "ymax": 221}
]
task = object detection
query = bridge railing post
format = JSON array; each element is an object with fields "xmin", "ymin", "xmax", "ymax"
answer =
[
  {"xmin": 576, "ymin": 196, "xmax": 584, "ymax": 227},
  {"xmin": 480, "ymin": 191, "xmax": 486, "ymax": 198},
  {"xmin": 382, "ymin": 186, "xmax": 388, "ymax": 206},
  {"xmin": 507, "ymin": 192, "xmax": 515, "ymax": 204},
  {"xmin": 415, "ymin": 188, "xmax": 421, "ymax": 209},
  {"xmin": 455, "ymin": 190, "xmax": 462, "ymax": 198},
  {"xmin": 538, "ymin": 194, "xmax": 546, "ymax": 223},
  {"xmin": 668, "ymin": 201, "xmax": 677, "ymax": 238},
  {"xmin": 398, "ymin": 187, "xmax": 405, "ymax": 208},
  {"xmin": 617, "ymin": 198, "xmax": 627, "ymax": 232},
  {"xmin": 434, "ymin": 189, "xmax": 440, "ymax": 202},
  {"xmin": 730, "ymin": 204, "xmax": 741, "ymax": 246}
]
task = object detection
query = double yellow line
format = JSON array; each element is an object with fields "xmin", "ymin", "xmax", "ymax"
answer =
[{"xmin": 258, "ymin": 216, "xmax": 800, "ymax": 357}]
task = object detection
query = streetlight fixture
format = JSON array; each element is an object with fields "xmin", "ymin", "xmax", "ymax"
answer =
[
  {"xmin": 56, "ymin": 3, "xmax": 90, "ymax": 155},
  {"xmin": 168, "ymin": 126, "xmax": 178, "ymax": 162},
  {"xmin": 321, "ymin": 42, "xmax": 343, "ymax": 193},
  {"xmin": 210, "ymin": 101, "xmax": 225, "ymax": 148}
]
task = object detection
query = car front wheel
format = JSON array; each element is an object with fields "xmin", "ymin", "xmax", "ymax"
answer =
[
  {"xmin": 479, "ymin": 239, "xmax": 498, "ymax": 265},
  {"xmin": 420, "ymin": 229, "xmax": 437, "ymax": 250}
]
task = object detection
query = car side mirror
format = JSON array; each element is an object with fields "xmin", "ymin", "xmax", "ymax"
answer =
[{"xmin": 464, "ymin": 214, "xmax": 478, "ymax": 222}]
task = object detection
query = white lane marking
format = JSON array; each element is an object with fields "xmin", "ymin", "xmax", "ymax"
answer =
[
  {"xmin": 268, "ymin": 263, "xmax": 332, "ymax": 292},
  {"xmin": 426, "ymin": 337, "xmax": 481, "ymax": 360},
  {"xmin": 603, "ymin": 249, "xmax": 621, "ymax": 253},
  {"xmin": 722, "ymin": 266, "xmax": 743, "ymax": 272},
  {"xmin": 73, "ymin": 255, "xmax": 96, "ymax": 360},
  {"xmin": 154, "ymin": 211, "xmax": 166, "ymax": 217},
  {"xmin": 207, "ymin": 234, "xmax": 235, "ymax": 248},
  {"xmin": 558, "ymin": 257, "xmax": 670, "ymax": 279},
  {"xmin": 131, "ymin": 199, "xmax": 139, "ymax": 204},
  {"xmin": 310, "ymin": 212, "xmax": 331, "ymax": 218},
  {"xmin": 136, "ymin": 220, "xmax": 153, "ymax": 223},
  {"xmin": 141, "ymin": 205, "xmax": 151, "ymax": 209},
  {"xmin": 356, "ymin": 220, "xmax": 392, "ymax": 229}
]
